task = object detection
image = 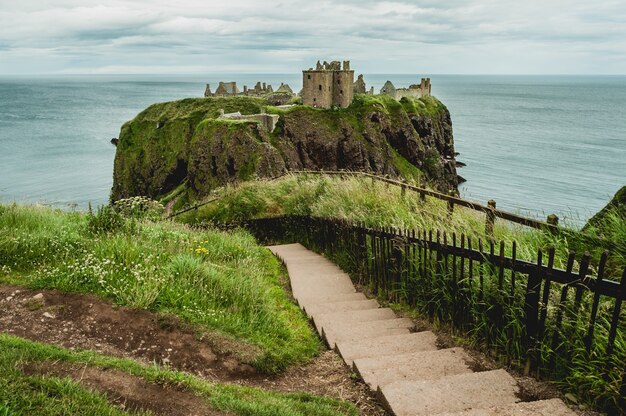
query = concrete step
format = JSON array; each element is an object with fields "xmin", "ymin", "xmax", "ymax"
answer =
[
  {"xmin": 337, "ymin": 331, "xmax": 438, "ymax": 366},
  {"xmin": 297, "ymin": 292, "xmax": 367, "ymax": 310},
  {"xmin": 323, "ymin": 318, "xmax": 415, "ymax": 348},
  {"xmin": 354, "ymin": 347, "xmax": 473, "ymax": 390},
  {"xmin": 312, "ymin": 308, "xmax": 397, "ymax": 334},
  {"xmin": 378, "ymin": 369, "xmax": 520, "ymax": 416},
  {"xmin": 267, "ymin": 243, "xmax": 311, "ymax": 258},
  {"xmin": 292, "ymin": 279, "xmax": 356, "ymax": 303},
  {"xmin": 304, "ymin": 299, "xmax": 380, "ymax": 317},
  {"xmin": 287, "ymin": 263, "xmax": 344, "ymax": 274},
  {"xmin": 289, "ymin": 272, "xmax": 353, "ymax": 287},
  {"xmin": 436, "ymin": 398, "xmax": 577, "ymax": 416}
]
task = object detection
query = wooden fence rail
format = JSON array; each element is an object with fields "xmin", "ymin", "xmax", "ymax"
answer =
[{"xmin": 240, "ymin": 215, "xmax": 626, "ymax": 410}]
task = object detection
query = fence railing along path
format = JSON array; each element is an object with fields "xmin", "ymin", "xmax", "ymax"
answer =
[{"xmin": 241, "ymin": 215, "xmax": 626, "ymax": 412}]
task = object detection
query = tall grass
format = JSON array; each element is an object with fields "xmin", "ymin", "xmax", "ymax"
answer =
[
  {"xmin": 0, "ymin": 203, "xmax": 320, "ymax": 372},
  {"xmin": 179, "ymin": 173, "xmax": 625, "ymax": 277}
]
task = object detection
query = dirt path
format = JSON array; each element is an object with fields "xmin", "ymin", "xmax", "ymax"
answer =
[{"xmin": 0, "ymin": 284, "xmax": 386, "ymax": 415}]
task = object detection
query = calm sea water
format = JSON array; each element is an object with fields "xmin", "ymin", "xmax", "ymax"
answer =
[{"xmin": 1, "ymin": 74, "xmax": 624, "ymax": 225}]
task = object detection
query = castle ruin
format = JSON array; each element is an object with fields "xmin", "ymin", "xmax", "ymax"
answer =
[
  {"xmin": 204, "ymin": 62, "xmax": 432, "ymax": 108},
  {"xmin": 379, "ymin": 78, "xmax": 431, "ymax": 100},
  {"xmin": 301, "ymin": 60, "xmax": 354, "ymax": 108},
  {"xmin": 205, "ymin": 81, "xmax": 290, "ymax": 98}
]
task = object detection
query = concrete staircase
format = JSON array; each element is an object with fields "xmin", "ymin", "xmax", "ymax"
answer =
[{"xmin": 268, "ymin": 243, "xmax": 577, "ymax": 416}]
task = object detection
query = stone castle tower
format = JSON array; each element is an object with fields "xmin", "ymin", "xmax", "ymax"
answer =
[{"xmin": 302, "ymin": 60, "xmax": 354, "ymax": 108}]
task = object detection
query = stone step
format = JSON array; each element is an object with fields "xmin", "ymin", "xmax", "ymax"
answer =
[
  {"xmin": 304, "ymin": 299, "xmax": 380, "ymax": 317},
  {"xmin": 292, "ymin": 280, "xmax": 356, "ymax": 303},
  {"xmin": 436, "ymin": 398, "xmax": 577, "ymax": 416},
  {"xmin": 267, "ymin": 243, "xmax": 310, "ymax": 257},
  {"xmin": 323, "ymin": 318, "xmax": 415, "ymax": 348},
  {"xmin": 297, "ymin": 292, "xmax": 368, "ymax": 310},
  {"xmin": 337, "ymin": 331, "xmax": 438, "ymax": 366},
  {"xmin": 353, "ymin": 347, "xmax": 473, "ymax": 390},
  {"xmin": 289, "ymin": 272, "xmax": 354, "ymax": 288},
  {"xmin": 378, "ymin": 369, "xmax": 520, "ymax": 416},
  {"xmin": 312, "ymin": 308, "xmax": 397, "ymax": 334}
]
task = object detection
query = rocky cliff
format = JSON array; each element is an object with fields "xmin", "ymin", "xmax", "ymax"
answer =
[{"xmin": 111, "ymin": 94, "xmax": 460, "ymax": 203}]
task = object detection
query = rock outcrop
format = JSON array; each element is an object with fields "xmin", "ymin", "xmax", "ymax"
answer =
[{"xmin": 111, "ymin": 94, "xmax": 460, "ymax": 203}]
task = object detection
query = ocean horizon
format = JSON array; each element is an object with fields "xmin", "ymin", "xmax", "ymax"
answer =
[{"xmin": 1, "ymin": 74, "xmax": 624, "ymax": 226}]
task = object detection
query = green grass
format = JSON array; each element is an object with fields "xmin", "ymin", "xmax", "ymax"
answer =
[
  {"xmin": 0, "ymin": 334, "xmax": 357, "ymax": 416},
  {"xmin": 0, "ymin": 203, "xmax": 320, "ymax": 373},
  {"xmin": 177, "ymin": 173, "xmax": 624, "ymax": 276}
]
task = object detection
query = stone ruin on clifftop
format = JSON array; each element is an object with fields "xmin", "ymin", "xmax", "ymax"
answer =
[{"xmin": 203, "ymin": 60, "xmax": 432, "ymax": 109}]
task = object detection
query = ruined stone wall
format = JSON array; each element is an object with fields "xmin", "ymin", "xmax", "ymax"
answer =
[
  {"xmin": 302, "ymin": 70, "xmax": 333, "ymax": 108},
  {"xmin": 220, "ymin": 112, "xmax": 280, "ymax": 132},
  {"xmin": 381, "ymin": 78, "xmax": 431, "ymax": 100}
]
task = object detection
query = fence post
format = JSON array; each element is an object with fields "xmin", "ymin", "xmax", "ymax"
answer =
[
  {"xmin": 485, "ymin": 200, "xmax": 496, "ymax": 239},
  {"xmin": 447, "ymin": 190, "xmax": 455, "ymax": 216},
  {"xmin": 392, "ymin": 235, "xmax": 405, "ymax": 302},
  {"xmin": 546, "ymin": 214, "xmax": 559, "ymax": 234},
  {"xmin": 523, "ymin": 249, "xmax": 543, "ymax": 376},
  {"xmin": 401, "ymin": 184, "xmax": 406, "ymax": 198}
]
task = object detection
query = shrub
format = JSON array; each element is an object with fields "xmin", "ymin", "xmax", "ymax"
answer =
[
  {"xmin": 86, "ymin": 205, "xmax": 126, "ymax": 235},
  {"xmin": 114, "ymin": 196, "xmax": 164, "ymax": 220}
]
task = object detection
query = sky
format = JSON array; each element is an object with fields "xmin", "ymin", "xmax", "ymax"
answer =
[{"xmin": 0, "ymin": 0, "xmax": 625, "ymax": 75}]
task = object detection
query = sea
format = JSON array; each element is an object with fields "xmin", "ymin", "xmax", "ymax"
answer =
[{"xmin": 1, "ymin": 74, "xmax": 625, "ymax": 227}]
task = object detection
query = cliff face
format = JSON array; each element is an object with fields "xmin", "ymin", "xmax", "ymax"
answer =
[{"xmin": 111, "ymin": 94, "xmax": 459, "ymax": 202}]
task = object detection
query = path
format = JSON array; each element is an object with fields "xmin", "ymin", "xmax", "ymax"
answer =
[{"xmin": 268, "ymin": 243, "xmax": 576, "ymax": 416}]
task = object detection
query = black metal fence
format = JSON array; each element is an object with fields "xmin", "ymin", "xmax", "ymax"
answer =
[{"xmin": 242, "ymin": 215, "xmax": 626, "ymax": 411}]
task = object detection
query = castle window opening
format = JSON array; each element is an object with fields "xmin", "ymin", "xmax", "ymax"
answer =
[
  {"xmin": 308, "ymin": 75, "xmax": 311, "ymax": 79},
  {"xmin": 319, "ymin": 85, "xmax": 322, "ymax": 90},
  {"xmin": 340, "ymin": 90, "xmax": 343, "ymax": 95}
]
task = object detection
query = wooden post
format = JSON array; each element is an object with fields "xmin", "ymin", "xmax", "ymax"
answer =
[
  {"xmin": 485, "ymin": 200, "xmax": 496, "ymax": 239},
  {"xmin": 546, "ymin": 214, "xmax": 559, "ymax": 233},
  {"xmin": 524, "ymin": 249, "xmax": 543, "ymax": 375},
  {"xmin": 447, "ymin": 190, "xmax": 455, "ymax": 216},
  {"xmin": 401, "ymin": 185, "xmax": 406, "ymax": 198},
  {"xmin": 420, "ymin": 190, "xmax": 426, "ymax": 202}
]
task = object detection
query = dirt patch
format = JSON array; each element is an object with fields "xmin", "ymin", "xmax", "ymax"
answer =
[
  {"xmin": 23, "ymin": 361, "xmax": 228, "ymax": 416},
  {"xmin": 0, "ymin": 285, "xmax": 388, "ymax": 415},
  {"xmin": 0, "ymin": 285, "xmax": 257, "ymax": 381},
  {"xmin": 240, "ymin": 350, "xmax": 386, "ymax": 416}
]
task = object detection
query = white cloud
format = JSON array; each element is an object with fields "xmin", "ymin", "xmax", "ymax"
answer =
[{"xmin": 0, "ymin": 0, "xmax": 624, "ymax": 74}]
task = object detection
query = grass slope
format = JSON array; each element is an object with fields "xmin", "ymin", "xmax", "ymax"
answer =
[
  {"xmin": 0, "ymin": 203, "xmax": 320, "ymax": 373},
  {"xmin": 177, "ymin": 173, "xmax": 625, "ymax": 275},
  {"xmin": 0, "ymin": 334, "xmax": 357, "ymax": 416}
]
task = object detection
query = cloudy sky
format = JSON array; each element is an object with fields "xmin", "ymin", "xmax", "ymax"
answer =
[{"xmin": 1, "ymin": 0, "xmax": 625, "ymax": 75}]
